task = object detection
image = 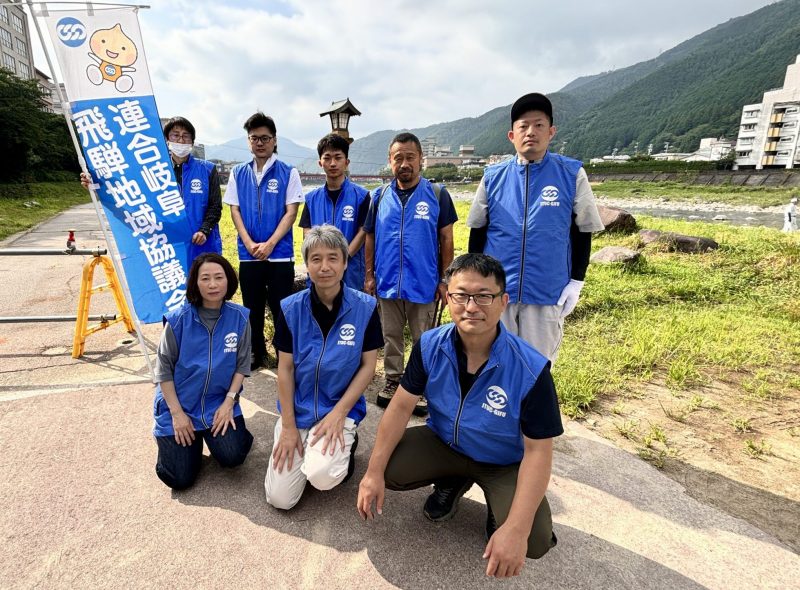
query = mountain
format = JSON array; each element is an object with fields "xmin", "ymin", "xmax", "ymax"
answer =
[
  {"xmin": 204, "ymin": 136, "xmax": 318, "ymax": 171},
  {"xmin": 348, "ymin": 0, "xmax": 800, "ymax": 170}
]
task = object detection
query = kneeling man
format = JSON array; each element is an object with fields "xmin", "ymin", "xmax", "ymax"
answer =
[
  {"xmin": 266, "ymin": 225, "xmax": 382, "ymax": 509},
  {"xmin": 357, "ymin": 253, "xmax": 562, "ymax": 577}
]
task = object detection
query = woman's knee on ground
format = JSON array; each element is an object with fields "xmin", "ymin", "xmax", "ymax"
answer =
[
  {"xmin": 155, "ymin": 462, "xmax": 199, "ymax": 491},
  {"xmin": 264, "ymin": 479, "xmax": 304, "ymax": 510},
  {"xmin": 208, "ymin": 421, "xmax": 253, "ymax": 468}
]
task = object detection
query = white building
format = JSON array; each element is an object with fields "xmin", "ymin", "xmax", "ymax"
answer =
[
  {"xmin": 684, "ymin": 137, "xmax": 734, "ymax": 162},
  {"xmin": 734, "ymin": 55, "xmax": 800, "ymax": 170}
]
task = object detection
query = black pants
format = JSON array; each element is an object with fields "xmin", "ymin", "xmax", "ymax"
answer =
[
  {"xmin": 384, "ymin": 425, "xmax": 556, "ymax": 559},
  {"xmin": 239, "ymin": 260, "xmax": 294, "ymax": 359}
]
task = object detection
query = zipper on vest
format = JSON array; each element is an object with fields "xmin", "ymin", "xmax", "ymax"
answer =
[
  {"xmin": 397, "ymin": 192, "xmax": 407, "ymax": 295},
  {"xmin": 451, "ymin": 359, "xmax": 498, "ymax": 448},
  {"xmin": 198, "ymin": 316, "xmax": 220, "ymax": 430},
  {"xmin": 311, "ymin": 316, "xmax": 328, "ymax": 424},
  {"xmin": 518, "ymin": 165, "xmax": 529, "ymax": 302}
]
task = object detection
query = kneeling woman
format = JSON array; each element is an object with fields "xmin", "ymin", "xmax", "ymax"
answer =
[
  {"xmin": 265, "ymin": 225, "xmax": 382, "ymax": 509},
  {"xmin": 153, "ymin": 253, "xmax": 254, "ymax": 490}
]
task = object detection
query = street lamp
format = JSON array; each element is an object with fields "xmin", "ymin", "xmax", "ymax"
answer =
[{"xmin": 319, "ymin": 98, "xmax": 362, "ymax": 144}]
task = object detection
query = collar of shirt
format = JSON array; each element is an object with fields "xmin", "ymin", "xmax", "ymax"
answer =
[
  {"xmin": 252, "ymin": 154, "xmax": 277, "ymax": 176},
  {"xmin": 309, "ymin": 282, "xmax": 345, "ymax": 336},
  {"xmin": 452, "ymin": 325, "xmax": 500, "ymax": 377},
  {"xmin": 516, "ymin": 154, "xmax": 545, "ymax": 166}
]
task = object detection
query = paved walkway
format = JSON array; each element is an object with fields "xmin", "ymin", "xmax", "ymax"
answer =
[{"xmin": 0, "ymin": 204, "xmax": 797, "ymax": 589}]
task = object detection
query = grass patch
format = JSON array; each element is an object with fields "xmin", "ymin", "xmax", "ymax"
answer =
[{"xmin": 0, "ymin": 182, "xmax": 90, "ymax": 241}]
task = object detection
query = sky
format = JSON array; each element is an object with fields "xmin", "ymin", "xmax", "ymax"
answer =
[{"xmin": 28, "ymin": 0, "xmax": 779, "ymax": 148}]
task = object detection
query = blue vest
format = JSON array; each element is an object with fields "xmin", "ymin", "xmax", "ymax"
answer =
[
  {"xmin": 279, "ymin": 286, "xmax": 377, "ymax": 429},
  {"xmin": 232, "ymin": 159, "xmax": 295, "ymax": 261},
  {"xmin": 484, "ymin": 151, "xmax": 581, "ymax": 305},
  {"xmin": 374, "ymin": 178, "xmax": 440, "ymax": 304},
  {"xmin": 421, "ymin": 323, "xmax": 548, "ymax": 464},
  {"xmin": 152, "ymin": 302, "xmax": 250, "ymax": 437},
  {"xmin": 303, "ymin": 177, "xmax": 369, "ymax": 290},
  {"xmin": 181, "ymin": 156, "xmax": 222, "ymax": 262}
]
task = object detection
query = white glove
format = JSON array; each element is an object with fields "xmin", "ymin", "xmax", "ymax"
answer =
[{"xmin": 557, "ymin": 279, "xmax": 584, "ymax": 319}]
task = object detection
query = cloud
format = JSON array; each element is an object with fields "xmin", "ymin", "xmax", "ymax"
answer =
[{"xmin": 33, "ymin": 0, "xmax": 778, "ymax": 147}]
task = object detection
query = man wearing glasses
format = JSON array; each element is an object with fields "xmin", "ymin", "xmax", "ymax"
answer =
[
  {"xmin": 358, "ymin": 253, "xmax": 562, "ymax": 579},
  {"xmin": 163, "ymin": 117, "xmax": 223, "ymax": 263},
  {"xmin": 224, "ymin": 112, "xmax": 304, "ymax": 370}
]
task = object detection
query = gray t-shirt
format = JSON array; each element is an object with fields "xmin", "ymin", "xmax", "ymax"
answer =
[{"xmin": 154, "ymin": 306, "xmax": 252, "ymax": 383}]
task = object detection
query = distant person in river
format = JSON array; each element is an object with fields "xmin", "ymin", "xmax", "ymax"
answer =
[
  {"xmin": 152, "ymin": 253, "xmax": 254, "ymax": 490},
  {"xmin": 783, "ymin": 196, "xmax": 798, "ymax": 232},
  {"xmin": 466, "ymin": 92, "xmax": 605, "ymax": 363}
]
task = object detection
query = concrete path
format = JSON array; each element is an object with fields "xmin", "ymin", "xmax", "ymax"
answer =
[{"xmin": 1, "ymin": 204, "xmax": 798, "ymax": 589}]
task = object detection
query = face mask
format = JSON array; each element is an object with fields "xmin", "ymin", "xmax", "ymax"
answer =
[{"xmin": 168, "ymin": 142, "xmax": 193, "ymax": 158}]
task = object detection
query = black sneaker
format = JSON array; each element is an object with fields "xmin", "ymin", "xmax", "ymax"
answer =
[
  {"xmin": 485, "ymin": 503, "xmax": 498, "ymax": 540},
  {"xmin": 342, "ymin": 432, "xmax": 359, "ymax": 484},
  {"xmin": 412, "ymin": 396, "xmax": 428, "ymax": 417},
  {"xmin": 423, "ymin": 479, "xmax": 473, "ymax": 522},
  {"xmin": 376, "ymin": 380, "xmax": 399, "ymax": 409}
]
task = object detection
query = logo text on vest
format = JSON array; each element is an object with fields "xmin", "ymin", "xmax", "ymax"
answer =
[
  {"xmin": 540, "ymin": 185, "xmax": 560, "ymax": 207},
  {"xmin": 337, "ymin": 323, "xmax": 356, "ymax": 346},
  {"xmin": 190, "ymin": 179, "xmax": 203, "ymax": 194},
  {"xmin": 342, "ymin": 205, "xmax": 355, "ymax": 222},
  {"xmin": 482, "ymin": 385, "xmax": 508, "ymax": 417},
  {"xmin": 414, "ymin": 202, "xmax": 430, "ymax": 220},
  {"xmin": 224, "ymin": 332, "xmax": 238, "ymax": 353}
]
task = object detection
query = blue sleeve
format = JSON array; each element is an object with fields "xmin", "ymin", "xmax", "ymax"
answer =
[
  {"xmin": 437, "ymin": 187, "xmax": 458, "ymax": 229},
  {"xmin": 399, "ymin": 340, "xmax": 427, "ymax": 395}
]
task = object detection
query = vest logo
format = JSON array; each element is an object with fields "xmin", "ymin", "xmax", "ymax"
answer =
[
  {"xmin": 481, "ymin": 385, "xmax": 508, "ymax": 417},
  {"xmin": 337, "ymin": 323, "xmax": 357, "ymax": 346},
  {"xmin": 414, "ymin": 202, "xmax": 430, "ymax": 220},
  {"xmin": 56, "ymin": 17, "xmax": 87, "ymax": 47},
  {"xmin": 223, "ymin": 332, "xmax": 238, "ymax": 353},
  {"xmin": 540, "ymin": 185, "xmax": 561, "ymax": 207},
  {"xmin": 267, "ymin": 179, "xmax": 279, "ymax": 193},
  {"xmin": 342, "ymin": 205, "xmax": 355, "ymax": 222},
  {"xmin": 190, "ymin": 179, "xmax": 203, "ymax": 194}
]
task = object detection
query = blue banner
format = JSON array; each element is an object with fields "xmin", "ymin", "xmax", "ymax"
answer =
[{"xmin": 43, "ymin": 8, "xmax": 192, "ymax": 323}]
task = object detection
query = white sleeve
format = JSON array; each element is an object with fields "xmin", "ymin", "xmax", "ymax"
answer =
[
  {"xmin": 222, "ymin": 170, "xmax": 239, "ymax": 206},
  {"xmin": 466, "ymin": 177, "xmax": 488, "ymax": 228},
  {"xmin": 286, "ymin": 168, "xmax": 305, "ymax": 204},
  {"xmin": 573, "ymin": 168, "xmax": 605, "ymax": 232}
]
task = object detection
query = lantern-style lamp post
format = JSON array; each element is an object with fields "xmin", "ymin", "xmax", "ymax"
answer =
[{"xmin": 320, "ymin": 98, "xmax": 361, "ymax": 144}]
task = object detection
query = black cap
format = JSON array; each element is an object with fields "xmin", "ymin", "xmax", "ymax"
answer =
[{"xmin": 510, "ymin": 93, "xmax": 553, "ymax": 125}]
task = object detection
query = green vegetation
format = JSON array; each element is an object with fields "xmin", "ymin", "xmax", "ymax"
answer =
[
  {"xmin": 0, "ymin": 182, "xmax": 89, "ymax": 240},
  {"xmin": 593, "ymin": 180, "xmax": 796, "ymax": 207},
  {"xmin": 554, "ymin": 214, "xmax": 800, "ymax": 417},
  {"xmin": 0, "ymin": 68, "xmax": 79, "ymax": 182}
]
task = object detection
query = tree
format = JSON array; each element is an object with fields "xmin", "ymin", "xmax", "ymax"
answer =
[{"xmin": 0, "ymin": 68, "xmax": 78, "ymax": 182}]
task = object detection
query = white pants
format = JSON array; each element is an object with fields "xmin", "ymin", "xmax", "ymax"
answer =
[
  {"xmin": 264, "ymin": 417, "xmax": 357, "ymax": 510},
  {"xmin": 501, "ymin": 303, "xmax": 564, "ymax": 364}
]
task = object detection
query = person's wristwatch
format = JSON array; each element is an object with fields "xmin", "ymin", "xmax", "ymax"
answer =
[{"xmin": 226, "ymin": 391, "xmax": 240, "ymax": 402}]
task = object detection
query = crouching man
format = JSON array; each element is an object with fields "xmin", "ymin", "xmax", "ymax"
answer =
[
  {"xmin": 357, "ymin": 253, "xmax": 562, "ymax": 578},
  {"xmin": 265, "ymin": 225, "xmax": 382, "ymax": 509}
]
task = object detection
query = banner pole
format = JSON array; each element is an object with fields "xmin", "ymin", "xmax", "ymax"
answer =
[{"xmin": 25, "ymin": 0, "xmax": 156, "ymax": 381}]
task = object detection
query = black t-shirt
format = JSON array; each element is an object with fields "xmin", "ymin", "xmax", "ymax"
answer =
[
  {"xmin": 298, "ymin": 187, "xmax": 371, "ymax": 229},
  {"xmin": 363, "ymin": 181, "xmax": 458, "ymax": 233},
  {"xmin": 273, "ymin": 285, "xmax": 383, "ymax": 354},
  {"xmin": 400, "ymin": 329, "xmax": 564, "ymax": 440}
]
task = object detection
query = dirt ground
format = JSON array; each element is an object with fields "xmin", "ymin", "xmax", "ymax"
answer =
[{"xmin": 580, "ymin": 376, "xmax": 800, "ymax": 553}]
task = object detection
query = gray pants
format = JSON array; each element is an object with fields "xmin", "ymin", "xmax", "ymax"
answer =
[
  {"xmin": 501, "ymin": 303, "xmax": 564, "ymax": 364},
  {"xmin": 384, "ymin": 425, "xmax": 556, "ymax": 559},
  {"xmin": 378, "ymin": 297, "xmax": 436, "ymax": 382}
]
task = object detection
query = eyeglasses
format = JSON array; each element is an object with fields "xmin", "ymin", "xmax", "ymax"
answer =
[
  {"xmin": 167, "ymin": 133, "xmax": 192, "ymax": 142},
  {"xmin": 249, "ymin": 134, "xmax": 274, "ymax": 144},
  {"xmin": 447, "ymin": 292, "xmax": 503, "ymax": 306}
]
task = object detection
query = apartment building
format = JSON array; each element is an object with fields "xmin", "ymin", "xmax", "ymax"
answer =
[
  {"xmin": 0, "ymin": 1, "xmax": 34, "ymax": 80},
  {"xmin": 734, "ymin": 55, "xmax": 800, "ymax": 170}
]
